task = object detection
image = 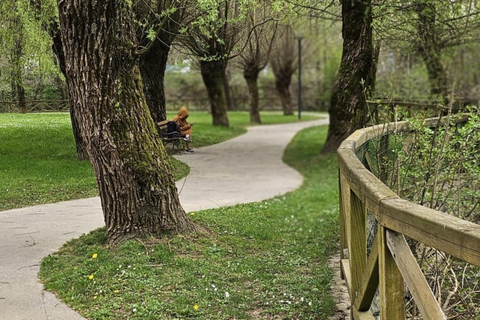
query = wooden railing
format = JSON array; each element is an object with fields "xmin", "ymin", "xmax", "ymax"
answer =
[{"xmin": 337, "ymin": 118, "xmax": 480, "ymax": 319}]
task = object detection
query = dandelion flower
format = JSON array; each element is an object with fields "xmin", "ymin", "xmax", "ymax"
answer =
[
  {"xmin": 92, "ymin": 253, "xmax": 98, "ymax": 259},
  {"xmin": 89, "ymin": 274, "xmax": 94, "ymax": 280},
  {"xmin": 93, "ymin": 295, "xmax": 97, "ymax": 299},
  {"xmin": 114, "ymin": 290, "xmax": 120, "ymax": 294},
  {"xmin": 193, "ymin": 305, "xmax": 199, "ymax": 310}
]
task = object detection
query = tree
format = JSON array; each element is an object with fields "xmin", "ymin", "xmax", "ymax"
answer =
[
  {"xmin": 374, "ymin": 0, "xmax": 480, "ymax": 102},
  {"xmin": 180, "ymin": 0, "xmax": 260, "ymax": 127},
  {"xmin": 137, "ymin": 0, "xmax": 193, "ymax": 124},
  {"xmin": 238, "ymin": 7, "xmax": 277, "ymax": 124},
  {"xmin": 56, "ymin": 0, "xmax": 199, "ymax": 245},
  {"xmin": 1, "ymin": 1, "xmax": 30, "ymax": 113},
  {"xmin": 322, "ymin": 0, "xmax": 374, "ymax": 153},
  {"xmin": 270, "ymin": 24, "xmax": 297, "ymax": 116}
]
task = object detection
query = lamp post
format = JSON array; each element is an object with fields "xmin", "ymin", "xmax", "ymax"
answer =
[{"xmin": 297, "ymin": 36, "xmax": 303, "ymax": 120}]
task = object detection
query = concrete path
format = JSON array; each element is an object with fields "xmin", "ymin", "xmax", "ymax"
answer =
[{"xmin": 0, "ymin": 117, "xmax": 328, "ymax": 320}]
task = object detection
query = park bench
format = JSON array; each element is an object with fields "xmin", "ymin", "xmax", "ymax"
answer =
[{"xmin": 156, "ymin": 119, "xmax": 182, "ymax": 150}]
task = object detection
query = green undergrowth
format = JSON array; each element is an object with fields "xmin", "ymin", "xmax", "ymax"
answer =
[
  {"xmin": 39, "ymin": 125, "xmax": 339, "ymax": 320},
  {"xmin": 0, "ymin": 112, "xmax": 321, "ymax": 211}
]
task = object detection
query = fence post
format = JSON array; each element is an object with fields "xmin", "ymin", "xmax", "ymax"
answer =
[
  {"xmin": 349, "ymin": 190, "xmax": 366, "ymax": 304},
  {"xmin": 339, "ymin": 170, "xmax": 347, "ymax": 263},
  {"xmin": 378, "ymin": 226, "xmax": 405, "ymax": 319}
]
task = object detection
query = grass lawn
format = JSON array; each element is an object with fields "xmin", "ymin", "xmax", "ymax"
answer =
[
  {"xmin": 39, "ymin": 124, "xmax": 339, "ymax": 319},
  {"xmin": 0, "ymin": 111, "xmax": 320, "ymax": 211}
]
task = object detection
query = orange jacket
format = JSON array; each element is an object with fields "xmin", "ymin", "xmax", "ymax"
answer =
[{"xmin": 173, "ymin": 107, "xmax": 192, "ymax": 135}]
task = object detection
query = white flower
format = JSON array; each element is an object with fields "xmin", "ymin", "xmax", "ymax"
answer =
[{"xmin": 225, "ymin": 292, "xmax": 230, "ymax": 298}]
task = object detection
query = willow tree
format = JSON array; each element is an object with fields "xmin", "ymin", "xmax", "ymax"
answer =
[
  {"xmin": 238, "ymin": 6, "xmax": 277, "ymax": 124},
  {"xmin": 375, "ymin": 0, "xmax": 480, "ymax": 102},
  {"xmin": 322, "ymin": 0, "xmax": 374, "ymax": 153},
  {"xmin": 0, "ymin": 0, "xmax": 55, "ymax": 113},
  {"xmin": 180, "ymin": 0, "xmax": 258, "ymax": 127},
  {"xmin": 270, "ymin": 24, "xmax": 297, "ymax": 116},
  {"xmin": 56, "ymin": 0, "xmax": 199, "ymax": 245}
]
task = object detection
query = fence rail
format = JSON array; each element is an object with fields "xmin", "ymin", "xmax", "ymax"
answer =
[
  {"xmin": 0, "ymin": 100, "xmax": 70, "ymax": 113},
  {"xmin": 337, "ymin": 117, "xmax": 480, "ymax": 319}
]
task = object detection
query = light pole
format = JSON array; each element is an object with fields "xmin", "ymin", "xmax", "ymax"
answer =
[{"xmin": 297, "ymin": 36, "xmax": 303, "ymax": 120}]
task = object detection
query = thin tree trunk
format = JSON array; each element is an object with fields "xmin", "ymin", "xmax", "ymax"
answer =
[
  {"xmin": 16, "ymin": 80, "xmax": 27, "ymax": 114},
  {"xmin": 57, "ymin": 0, "xmax": 199, "ymax": 245},
  {"xmin": 244, "ymin": 70, "xmax": 261, "ymax": 124},
  {"xmin": 12, "ymin": 33, "xmax": 27, "ymax": 114},
  {"xmin": 322, "ymin": 0, "xmax": 374, "ymax": 154},
  {"xmin": 200, "ymin": 60, "xmax": 230, "ymax": 127}
]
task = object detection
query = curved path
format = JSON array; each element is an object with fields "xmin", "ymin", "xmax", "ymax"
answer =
[{"xmin": 0, "ymin": 117, "xmax": 328, "ymax": 320}]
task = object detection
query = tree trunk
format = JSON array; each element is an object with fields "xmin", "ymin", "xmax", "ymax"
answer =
[
  {"xmin": 57, "ymin": 0, "xmax": 199, "ymax": 245},
  {"xmin": 223, "ymin": 68, "xmax": 237, "ymax": 111},
  {"xmin": 15, "ymin": 79, "xmax": 27, "ymax": 114},
  {"xmin": 200, "ymin": 60, "xmax": 229, "ymax": 127},
  {"xmin": 12, "ymin": 32, "xmax": 27, "ymax": 114},
  {"xmin": 50, "ymin": 22, "xmax": 89, "ymax": 161},
  {"xmin": 275, "ymin": 76, "xmax": 293, "ymax": 115},
  {"xmin": 415, "ymin": 2, "xmax": 448, "ymax": 101},
  {"xmin": 244, "ymin": 69, "xmax": 261, "ymax": 124},
  {"xmin": 69, "ymin": 106, "xmax": 89, "ymax": 161},
  {"xmin": 322, "ymin": 0, "xmax": 374, "ymax": 154},
  {"xmin": 139, "ymin": 39, "xmax": 169, "ymax": 124}
]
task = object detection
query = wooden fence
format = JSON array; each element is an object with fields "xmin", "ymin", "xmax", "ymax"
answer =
[
  {"xmin": 0, "ymin": 100, "xmax": 70, "ymax": 113},
  {"xmin": 337, "ymin": 117, "xmax": 480, "ymax": 319}
]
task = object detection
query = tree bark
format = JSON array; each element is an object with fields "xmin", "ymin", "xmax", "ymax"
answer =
[
  {"xmin": 322, "ymin": 0, "xmax": 374, "ymax": 154},
  {"xmin": 50, "ymin": 22, "xmax": 89, "ymax": 161},
  {"xmin": 57, "ymin": 0, "xmax": 199, "ymax": 245},
  {"xmin": 223, "ymin": 68, "xmax": 237, "ymax": 111},
  {"xmin": 275, "ymin": 76, "xmax": 293, "ymax": 115},
  {"xmin": 12, "ymin": 29, "xmax": 27, "ymax": 114},
  {"xmin": 415, "ymin": 2, "xmax": 448, "ymax": 101},
  {"xmin": 139, "ymin": 40, "xmax": 169, "ymax": 124},
  {"xmin": 200, "ymin": 60, "xmax": 230, "ymax": 127},
  {"xmin": 244, "ymin": 69, "xmax": 261, "ymax": 124}
]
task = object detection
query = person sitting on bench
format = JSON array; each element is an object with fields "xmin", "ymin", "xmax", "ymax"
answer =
[{"xmin": 173, "ymin": 107, "xmax": 194, "ymax": 153}]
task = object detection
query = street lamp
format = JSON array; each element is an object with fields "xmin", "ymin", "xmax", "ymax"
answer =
[{"xmin": 297, "ymin": 36, "xmax": 303, "ymax": 120}]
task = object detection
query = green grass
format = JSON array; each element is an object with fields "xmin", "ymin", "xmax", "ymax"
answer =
[
  {"xmin": 39, "ymin": 125, "xmax": 339, "ymax": 320},
  {"xmin": 0, "ymin": 113, "xmax": 97, "ymax": 210},
  {"xmin": 0, "ymin": 111, "xmax": 321, "ymax": 211}
]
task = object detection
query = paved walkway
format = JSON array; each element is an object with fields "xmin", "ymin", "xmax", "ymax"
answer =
[{"xmin": 0, "ymin": 117, "xmax": 328, "ymax": 320}]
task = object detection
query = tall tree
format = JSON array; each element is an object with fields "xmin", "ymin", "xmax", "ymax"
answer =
[
  {"xmin": 270, "ymin": 24, "xmax": 297, "ymax": 116},
  {"xmin": 238, "ymin": 7, "xmax": 277, "ymax": 124},
  {"xmin": 56, "ymin": 0, "xmax": 199, "ymax": 245},
  {"xmin": 322, "ymin": 0, "xmax": 374, "ymax": 153}
]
